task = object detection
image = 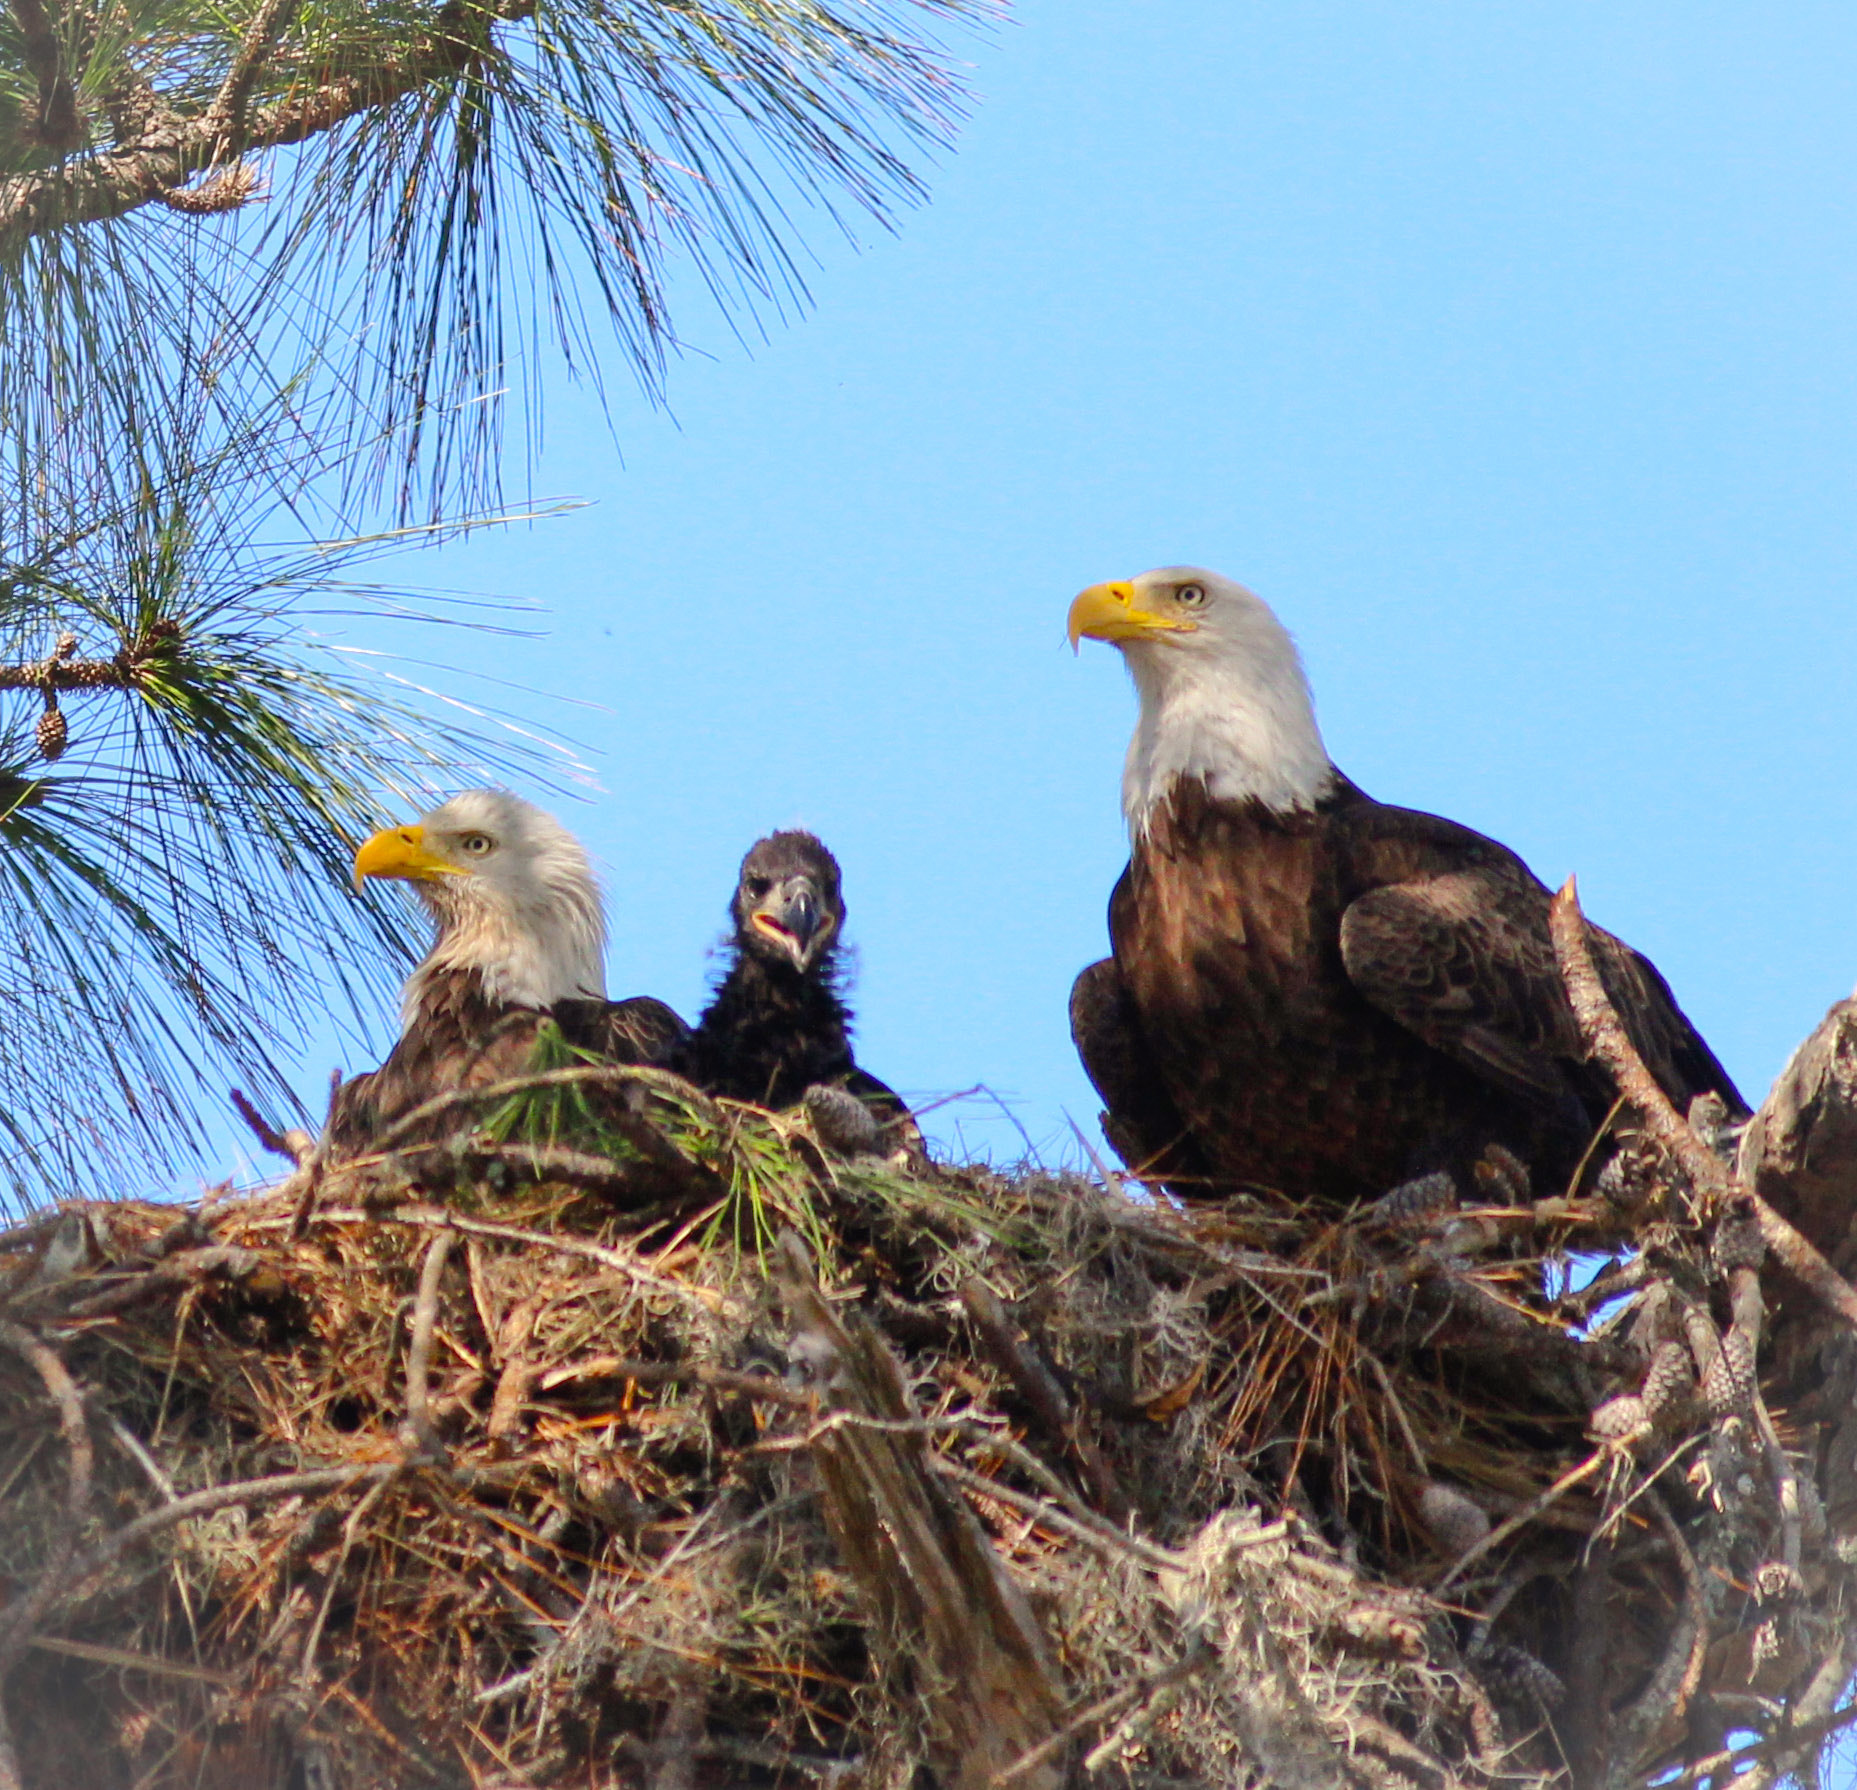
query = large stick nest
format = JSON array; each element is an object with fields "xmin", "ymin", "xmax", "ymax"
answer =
[{"xmin": 0, "ymin": 988, "xmax": 1855, "ymax": 1790}]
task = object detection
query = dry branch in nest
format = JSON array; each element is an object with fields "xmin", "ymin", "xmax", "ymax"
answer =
[{"xmin": 0, "ymin": 997, "xmax": 1853, "ymax": 1789}]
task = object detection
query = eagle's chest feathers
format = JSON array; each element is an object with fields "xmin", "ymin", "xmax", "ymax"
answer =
[
  {"xmin": 689, "ymin": 958, "xmax": 853, "ymax": 1107},
  {"xmin": 1113, "ymin": 782, "xmax": 1463, "ymax": 1197},
  {"xmin": 1119, "ymin": 787, "xmax": 1350, "ymax": 1041}
]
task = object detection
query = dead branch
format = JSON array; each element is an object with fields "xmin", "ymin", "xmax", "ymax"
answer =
[
  {"xmin": 296, "ymin": 1206, "xmax": 743, "ymax": 1321},
  {"xmin": 7, "ymin": 1460, "xmax": 392, "ymax": 1668},
  {"xmin": 285, "ymin": 1068, "xmax": 341, "ymax": 1239},
  {"xmin": 0, "ymin": 1324, "xmax": 92, "ymax": 1673},
  {"xmin": 53, "ymin": 1243, "xmax": 256, "ymax": 1320},
  {"xmin": 229, "ymin": 1087, "xmax": 313, "ymax": 1165},
  {"xmin": 992, "ymin": 1638, "xmax": 1216, "ymax": 1788},
  {"xmin": 959, "ymin": 1277, "xmax": 1128, "ymax": 1519},
  {"xmin": 1559, "ymin": 1533, "xmax": 1614, "ymax": 1785},
  {"xmin": 398, "ymin": 1137, "xmax": 679, "ymax": 1202},
  {"xmin": 1736, "ymin": 995, "xmax": 1857, "ymax": 1263},
  {"xmin": 778, "ymin": 1233, "xmax": 1069, "ymax": 1790},
  {"xmin": 933, "ymin": 1459, "xmax": 1201, "ymax": 1576},
  {"xmin": 401, "ymin": 1229, "xmax": 454, "ymax": 1459},
  {"xmin": 297, "ymin": 1466, "xmax": 403, "ymax": 1690},
  {"xmin": 1611, "ymin": 1491, "xmax": 1708, "ymax": 1785},
  {"xmin": 1662, "ymin": 1696, "xmax": 1857, "ymax": 1789},
  {"xmin": 1552, "ymin": 879, "xmax": 1857, "ymax": 1332},
  {"xmin": 1549, "ymin": 878, "xmax": 1731, "ymax": 1203},
  {"xmin": 1436, "ymin": 1450, "xmax": 1607, "ymax": 1592}
]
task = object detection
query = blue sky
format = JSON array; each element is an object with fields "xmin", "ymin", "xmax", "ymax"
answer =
[{"xmin": 265, "ymin": 0, "xmax": 1856, "ymax": 1173}]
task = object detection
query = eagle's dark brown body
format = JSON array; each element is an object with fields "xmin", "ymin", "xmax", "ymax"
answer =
[
  {"xmin": 1074, "ymin": 776, "xmax": 1743, "ymax": 1203},
  {"xmin": 324, "ymin": 969, "xmax": 687, "ymax": 1161}
]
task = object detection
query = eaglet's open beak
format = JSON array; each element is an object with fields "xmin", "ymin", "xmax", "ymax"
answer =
[
  {"xmin": 352, "ymin": 824, "xmax": 463, "ymax": 892},
  {"xmin": 1066, "ymin": 580, "xmax": 1200, "ymax": 651},
  {"xmin": 749, "ymin": 875, "xmax": 831, "ymax": 971}
]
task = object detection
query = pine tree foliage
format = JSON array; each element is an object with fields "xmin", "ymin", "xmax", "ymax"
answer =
[
  {"xmin": 0, "ymin": 0, "xmax": 985, "ymax": 1205},
  {"xmin": 0, "ymin": 403, "xmax": 567, "ymax": 1206},
  {"xmin": 0, "ymin": 0, "xmax": 987, "ymax": 515}
]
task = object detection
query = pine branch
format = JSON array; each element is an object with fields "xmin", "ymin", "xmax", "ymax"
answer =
[
  {"xmin": 0, "ymin": 0, "xmax": 534, "ymax": 238},
  {"xmin": 205, "ymin": 0, "xmax": 305, "ymax": 148},
  {"xmin": 1, "ymin": 0, "xmax": 985, "ymax": 515},
  {"xmin": 0, "ymin": 631, "xmax": 177, "ymax": 693},
  {"xmin": 0, "ymin": 403, "xmax": 582, "ymax": 1207},
  {"xmin": 7, "ymin": 0, "xmax": 81, "ymax": 152}
]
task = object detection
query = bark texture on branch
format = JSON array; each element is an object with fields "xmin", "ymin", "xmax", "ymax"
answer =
[
  {"xmin": 1737, "ymin": 997, "xmax": 1857, "ymax": 1270},
  {"xmin": 0, "ymin": 0, "xmax": 534, "ymax": 240},
  {"xmin": 777, "ymin": 1236, "xmax": 1067, "ymax": 1790},
  {"xmin": 1551, "ymin": 880, "xmax": 1857, "ymax": 1333},
  {"xmin": 8, "ymin": 0, "xmax": 81, "ymax": 150}
]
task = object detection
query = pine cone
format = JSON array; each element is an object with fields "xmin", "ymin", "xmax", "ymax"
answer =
[
  {"xmin": 1753, "ymin": 1619, "xmax": 1783, "ymax": 1667},
  {"xmin": 35, "ymin": 703, "xmax": 66, "ymax": 761},
  {"xmin": 1477, "ymin": 1643, "xmax": 1566, "ymax": 1708},
  {"xmin": 1367, "ymin": 1170, "xmax": 1458, "ymax": 1225},
  {"xmin": 1754, "ymin": 1560, "xmax": 1805, "ymax": 1606},
  {"xmin": 802, "ymin": 1083, "xmax": 885, "ymax": 1156},
  {"xmin": 1473, "ymin": 1143, "xmax": 1531, "ymax": 1203},
  {"xmin": 1596, "ymin": 1136, "xmax": 1665, "ymax": 1212},
  {"xmin": 1702, "ymin": 1326, "xmax": 1757, "ymax": 1418},
  {"xmin": 1418, "ymin": 1480, "xmax": 1491, "ymax": 1556},
  {"xmin": 1589, "ymin": 1393, "xmax": 1650, "ymax": 1441},
  {"xmin": 1641, "ymin": 1340, "xmax": 1695, "ymax": 1421}
]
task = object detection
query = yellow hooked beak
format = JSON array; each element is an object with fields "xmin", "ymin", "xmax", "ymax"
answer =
[
  {"xmin": 352, "ymin": 824, "xmax": 462, "ymax": 892},
  {"xmin": 1066, "ymin": 580, "xmax": 1200, "ymax": 651}
]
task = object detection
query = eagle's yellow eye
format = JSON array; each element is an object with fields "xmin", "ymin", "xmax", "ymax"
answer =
[
  {"xmin": 459, "ymin": 833, "xmax": 494, "ymax": 856},
  {"xmin": 1176, "ymin": 583, "xmax": 1208, "ymax": 607}
]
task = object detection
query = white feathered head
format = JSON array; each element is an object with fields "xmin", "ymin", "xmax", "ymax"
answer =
[
  {"xmin": 353, "ymin": 788, "xmax": 606, "ymax": 1023},
  {"xmin": 1068, "ymin": 566, "xmax": 1335, "ymax": 830}
]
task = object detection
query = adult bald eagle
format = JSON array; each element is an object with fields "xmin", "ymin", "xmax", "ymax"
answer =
[
  {"xmin": 325, "ymin": 789, "xmax": 686, "ymax": 1159},
  {"xmin": 681, "ymin": 831, "xmax": 916, "ymax": 1150},
  {"xmin": 1067, "ymin": 567, "xmax": 1743, "ymax": 1204}
]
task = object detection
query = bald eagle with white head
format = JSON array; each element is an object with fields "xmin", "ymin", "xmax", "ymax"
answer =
[
  {"xmin": 325, "ymin": 789, "xmax": 686, "ymax": 1159},
  {"xmin": 1067, "ymin": 567, "xmax": 1744, "ymax": 1204}
]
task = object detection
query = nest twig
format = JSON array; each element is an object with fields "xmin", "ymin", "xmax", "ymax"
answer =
[{"xmin": 0, "ymin": 1036, "xmax": 1849, "ymax": 1788}]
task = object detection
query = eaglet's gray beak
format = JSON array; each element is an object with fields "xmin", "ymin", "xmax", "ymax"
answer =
[{"xmin": 748, "ymin": 874, "xmax": 832, "ymax": 970}]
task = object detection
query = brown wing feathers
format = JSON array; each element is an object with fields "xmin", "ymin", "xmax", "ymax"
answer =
[
  {"xmin": 1069, "ymin": 955, "xmax": 1213, "ymax": 1187},
  {"xmin": 1077, "ymin": 781, "xmax": 1743, "ymax": 1204},
  {"xmin": 324, "ymin": 980, "xmax": 688, "ymax": 1162}
]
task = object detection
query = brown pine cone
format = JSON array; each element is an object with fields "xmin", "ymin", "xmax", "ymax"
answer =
[{"xmin": 35, "ymin": 703, "xmax": 66, "ymax": 761}]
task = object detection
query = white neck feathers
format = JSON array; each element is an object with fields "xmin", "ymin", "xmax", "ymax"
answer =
[
  {"xmin": 1119, "ymin": 597, "xmax": 1335, "ymax": 836},
  {"xmin": 404, "ymin": 868, "xmax": 606, "ymax": 1023}
]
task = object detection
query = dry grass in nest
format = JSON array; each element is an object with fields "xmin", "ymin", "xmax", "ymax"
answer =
[{"xmin": 0, "ymin": 1053, "xmax": 1852, "ymax": 1790}]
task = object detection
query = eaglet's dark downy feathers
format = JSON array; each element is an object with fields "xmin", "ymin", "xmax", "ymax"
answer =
[
  {"xmin": 1067, "ymin": 567, "xmax": 1744, "ymax": 1207},
  {"xmin": 324, "ymin": 790, "xmax": 686, "ymax": 1161},
  {"xmin": 680, "ymin": 830, "xmax": 918, "ymax": 1156}
]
